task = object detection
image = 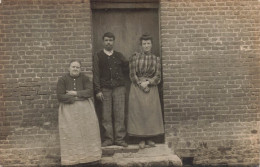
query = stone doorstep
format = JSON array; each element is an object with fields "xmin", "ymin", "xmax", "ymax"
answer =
[
  {"xmin": 100, "ymin": 144, "xmax": 183, "ymax": 167},
  {"xmin": 102, "ymin": 144, "xmax": 139, "ymax": 157}
]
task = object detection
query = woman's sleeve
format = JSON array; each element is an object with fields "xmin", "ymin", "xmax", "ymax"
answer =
[
  {"xmin": 77, "ymin": 75, "xmax": 93, "ymax": 98},
  {"xmin": 56, "ymin": 77, "xmax": 75, "ymax": 104},
  {"xmin": 148, "ymin": 56, "xmax": 161, "ymax": 86},
  {"xmin": 129, "ymin": 54, "xmax": 140, "ymax": 85}
]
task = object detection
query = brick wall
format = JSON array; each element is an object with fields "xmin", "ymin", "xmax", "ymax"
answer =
[
  {"xmin": 160, "ymin": 0, "xmax": 260, "ymax": 166},
  {"xmin": 0, "ymin": 0, "xmax": 260, "ymax": 166},
  {"xmin": 0, "ymin": 0, "xmax": 93, "ymax": 166}
]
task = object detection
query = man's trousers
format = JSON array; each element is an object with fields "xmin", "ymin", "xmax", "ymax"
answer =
[{"xmin": 101, "ymin": 86, "xmax": 126, "ymax": 143}]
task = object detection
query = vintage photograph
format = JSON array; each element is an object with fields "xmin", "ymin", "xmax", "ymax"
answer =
[{"xmin": 0, "ymin": 0, "xmax": 259, "ymax": 167}]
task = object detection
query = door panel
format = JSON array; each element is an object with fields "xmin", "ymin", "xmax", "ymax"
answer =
[{"xmin": 92, "ymin": 9, "xmax": 160, "ymax": 59}]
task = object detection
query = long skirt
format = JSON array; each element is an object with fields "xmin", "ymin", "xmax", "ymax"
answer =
[
  {"xmin": 127, "ymin": 84, "xmax": 164, "ymax": 137},
  {"xmin": 59, "ymin": 99, "xmax": 101, "ymax": 166}
]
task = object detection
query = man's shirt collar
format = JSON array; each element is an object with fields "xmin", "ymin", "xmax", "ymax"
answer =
[{"xmin": 104, "ymin": 49, "xmax": 114, "ymax": 56}]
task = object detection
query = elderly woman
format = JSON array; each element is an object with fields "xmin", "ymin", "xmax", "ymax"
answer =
[
  {"xmin": 57, "ymin": 60, "xmax": 101, "ymax": 166},
  {"xmin": 127, "ymin": 34, "xmax": 164, "ymax": 149}
]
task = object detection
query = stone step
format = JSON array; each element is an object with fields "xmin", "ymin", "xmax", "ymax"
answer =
[
  {"xmin": 102, "ymin": 144, "xmax": 139, "ymax": 157},
  {"xmin": 100, "ymin": 144, "xmax": 183, "ymax": 167}
]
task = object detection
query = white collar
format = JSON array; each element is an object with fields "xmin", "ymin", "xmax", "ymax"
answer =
[{"xmin": 104, "ymin": 49, "xmax": 114, "ymax": 56}]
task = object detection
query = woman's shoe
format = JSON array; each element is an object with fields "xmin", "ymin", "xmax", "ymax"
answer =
[
  {"xmin": 139, "ymin": 140, "xmax": 145, "ymax": 149},
  {"xmin": 147, "ymin": 140, "xmax": 155, "ymax": 147}
]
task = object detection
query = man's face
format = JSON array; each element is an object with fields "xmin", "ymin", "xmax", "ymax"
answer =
[
  {"xmin": 69, "ymin": 61, "xmax": 81, "ymax": 77},
  {"xmin": 103, "ymin": 37, "xmax": 114, "ymax": 51},
  {"xmin": 141, "ymin": 40, "xmax": 152, "ymax": 53}
]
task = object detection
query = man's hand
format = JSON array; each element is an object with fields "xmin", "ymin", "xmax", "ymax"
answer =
[
  {"xmin": 96, "ymin": 92, "xmax": 104, "ymax": 101},
  {"xmin": 66, "ymin": 90, "xmax": 77, "ymax": 96}
]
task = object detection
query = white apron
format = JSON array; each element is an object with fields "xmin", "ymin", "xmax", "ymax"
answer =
[{"xmin": 59, "ymin": 99, "xmax": 101, "ymax": 166}]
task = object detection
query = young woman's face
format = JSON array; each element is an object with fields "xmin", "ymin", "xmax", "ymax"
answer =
[
  {"xmin": 69, "ymin": 61, "xmax": 81, "ymax": 77},
  {"xmin": 141, "ymin": 40, "xmax": 152, "ymax": 53}
]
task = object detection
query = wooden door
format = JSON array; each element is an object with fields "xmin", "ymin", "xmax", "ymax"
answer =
[
  {"xmin": 92, "ymin": 2, "xmax": 164, "ymax": 143},
  {"xmin": 92, "ymin": 9, "xmax": 160, "ymax": 59}
]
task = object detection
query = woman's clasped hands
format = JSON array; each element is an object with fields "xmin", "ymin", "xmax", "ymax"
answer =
[{"xmin": 139, "ymin": 80, "xmax": 150, "ymax": 93}]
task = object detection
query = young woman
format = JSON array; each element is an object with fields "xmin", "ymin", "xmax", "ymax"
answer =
[{"xmin": 127, "ymin": 34, "xmax": 164, "ymax": 149}]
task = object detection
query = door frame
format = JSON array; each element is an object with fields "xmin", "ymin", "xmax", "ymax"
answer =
[
  {"xmin": 90, "ymin": 0, "xmax": 165, "ymax": 143},
  {"xmin": 91, "ymin": 0, "xmax": 159, "ymax": 9}
]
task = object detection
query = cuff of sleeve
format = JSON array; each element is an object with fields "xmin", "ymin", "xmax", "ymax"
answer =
[
  {"xmin": 94, "ymin": 89, "xmax": 101, "ymax": 95},
  {"xmin": 147, "ymin": 79, "xmax": 153, "ymax": 85},
  {"xmin": 64, "ymin": 97, "xmax": 75, "ymax": 104},
  {"xmin": 76, "ymin": 91, "xmax": 82, "ymax": 97}
]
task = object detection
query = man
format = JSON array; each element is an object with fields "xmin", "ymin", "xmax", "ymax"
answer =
[{"xmin": 93, "ymin": 32, "xmax": 128, "ymax": 147}]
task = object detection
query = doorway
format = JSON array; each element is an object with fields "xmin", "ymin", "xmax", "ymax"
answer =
[{"xmin": 91, "ymin": 0, "xmax": 164, "ymax": 143}]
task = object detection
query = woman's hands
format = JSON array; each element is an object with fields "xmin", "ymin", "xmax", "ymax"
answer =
[
  {"xmin": 66, "ymin": 90, "xmax": 77, "ymax": 96},
  {"xmin": 66, "ymin": 90, "xmax": 94, "ymax": 103},
  {"xmin": 139, "ymin": 81, "xmax": 150, "ymax": 93},
  {"xmin": 64, "ymin": 90, "xmax": 77, "ymax": 104},
  {"xmin": 140, "ymin": 81, "xmax": 149, "ymax": 88}
]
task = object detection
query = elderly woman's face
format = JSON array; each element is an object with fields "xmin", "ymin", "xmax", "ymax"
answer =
[
  {"xmin": 141, "ymin": 40, "xmax": 152, "ymax": 53},
  {"xmin": 69, "ymin": 61, "xmax": 81, "ymax": 77}
]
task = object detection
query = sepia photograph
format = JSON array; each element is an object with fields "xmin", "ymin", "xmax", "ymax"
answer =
[{"xmin": 0, "ymin": 0, "xmax": 259, "ymax": 167}]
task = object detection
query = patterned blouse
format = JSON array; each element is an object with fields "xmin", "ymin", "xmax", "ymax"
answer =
[{"xmin": 129, "ymin": 51, "xmax": 161, "ymax": 86}]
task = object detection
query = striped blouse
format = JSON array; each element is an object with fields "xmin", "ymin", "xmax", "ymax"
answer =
[{"xmin": 129, "ymin": 51, "xmax": 161, "ymax": 86}]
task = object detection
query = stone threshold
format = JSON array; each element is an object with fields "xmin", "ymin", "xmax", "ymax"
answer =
[{"xmin": 100, "ymin": 144, "xmax": 183, "ymax": 167}]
